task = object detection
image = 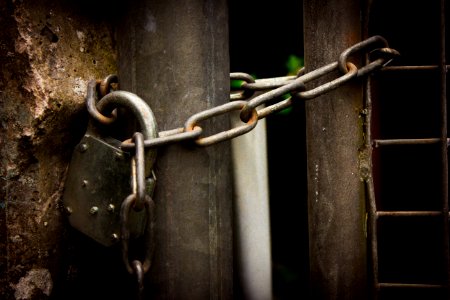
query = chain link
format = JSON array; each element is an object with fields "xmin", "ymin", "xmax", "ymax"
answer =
[
  {"xmin": 230, "ymin": 68, "xmax": 305, "ymax": 101},
  {"xmin": 85, "ymin": 80, "xmax": 117, "ymax": 124},
  {"xmin": 110, "ymin": 35, "xmax": 399, "ymax": 150},
  {"xmin": 120, "ymin": 192, "xmax": 155, "ymax": 274},
  {"xmin": 130, "ymin": 132, "xmax": 147, "ymax": 211},
  {"xmin": 185, "ymin": 100, "xmax": 258, "ymax": 146},
  {"xmin": 338, "ymin": 35, "xmax": 399, "ymax": 76},
  {"xmin": 122, "ymin": 126, "xmax": 203, "ymax": 150},
  {"xmin": 239, "ymin": 75, "xmax": 306, "ymax": 122},
  {"xmin": 99, "ymin": 74, "xmax": 119, "ymax": 97},
  {"xmin": 122, "ymin": 134, "xmax": 156, "ymax": 297},
  {"xmin": 230, "ymin": 72, "xmax": 256, "ymax": 100},
  {"xmin": 132, "ymin": 260, "xmax": 144, "ymax": 300}
]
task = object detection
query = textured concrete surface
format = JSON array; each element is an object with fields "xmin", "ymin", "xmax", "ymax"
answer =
[{"xmin": 0, "ymin": 1, "xmax": 116, "ymax": 298}]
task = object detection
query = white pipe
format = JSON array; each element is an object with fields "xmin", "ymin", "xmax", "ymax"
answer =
[{"xmin": 231, "ymin": 116, "xmax": 272, "ymax": 300}]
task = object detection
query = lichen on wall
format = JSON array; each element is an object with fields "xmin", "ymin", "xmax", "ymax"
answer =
[{"xmin": 0, "ymin": 1, "xmax": 117, "ymax": 298}]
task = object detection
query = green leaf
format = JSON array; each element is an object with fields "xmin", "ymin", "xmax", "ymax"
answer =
[
  {"xmin": 285, "ymin": 55, "xmax": 304, "ymax": 75},
  {"xmin": 276, "ymin": 93, "xmax": 292, "ymax": 115},
  {"xmin": 230, "ymin": 80, "xmax": 244, "ymax": 89}
]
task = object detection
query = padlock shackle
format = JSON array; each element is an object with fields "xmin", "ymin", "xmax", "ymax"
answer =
[{"xmin": 97, "ymin": 91, "xmax": 158, "ymax": 173}]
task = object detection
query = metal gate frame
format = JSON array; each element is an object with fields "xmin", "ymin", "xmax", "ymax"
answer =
[
  {"xmin": 365, "ymin": 0, "xmax": 450, "ymax": 298},
  {"xmin": 304, "ymin": 0, "xmax": 449, "ymax": 299}
]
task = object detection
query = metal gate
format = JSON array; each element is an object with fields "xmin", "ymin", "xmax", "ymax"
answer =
[
  {"xmin": 366, "ymin": 0, "xmax": 449, "ymax": 299},
  {"xmin": 304, "ymin": 0, "xmax": 449, "ymax": 299}
]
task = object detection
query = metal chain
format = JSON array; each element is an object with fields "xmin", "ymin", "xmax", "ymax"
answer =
[
  {"xmin": 99, "ymin": 74, "xmax": 119, "ymax": 97},
  {"xmin": 86, "ymin": 80, "xmax": 116, "ymax": 124},
  {"xmin": 131, "ymin": 132, "xmax": 147, "ymax": 211},
  {"xmin": 86, "ymin": 35, "xmax": 400, "ymax": 298},
  {"xmin": 110, "ymin": 35, "xmax": 399, "ymax": 150},
  {"xmin": 120, "ymin": 133, "xmax": 156, "ymax": 298},
  {"xmin": 120, "ymin": 192, "xmax": 155, "ymax": 273}
]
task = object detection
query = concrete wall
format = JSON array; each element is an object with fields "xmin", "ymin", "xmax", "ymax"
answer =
[{"xmin": 0, "ymin": 1, "xmax": 117, "ymax": 298}]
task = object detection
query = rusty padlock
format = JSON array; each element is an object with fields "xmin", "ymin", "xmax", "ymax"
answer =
[{"xmin": 63, "ymin": 82, "xmax": 157, "ymax": 246}]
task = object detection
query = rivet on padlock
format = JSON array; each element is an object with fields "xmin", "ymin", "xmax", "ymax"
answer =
[{"xmin": 63, "ymin": 81, "xmax": 157, "ymax": 246}]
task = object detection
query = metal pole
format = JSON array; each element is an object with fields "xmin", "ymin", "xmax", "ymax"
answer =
[
  {"xmin": 116, "ymin": 1, "xmax": 233, "ymax": 298},
  {"xmin": 439, "ymin": 0, "xmax": 450, "ymax": 296},
  {"xmin": 231, "ymin": 116, "xmax": 272, "ymax": 300},
  {"xmin": 303, "ymin": 0, "xmax": 367, "ymax": 299}
]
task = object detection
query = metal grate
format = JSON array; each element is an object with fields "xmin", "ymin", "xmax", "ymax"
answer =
[{"xmin": 366, "ymin": 0, "xmax": 449, "ymax": 299}]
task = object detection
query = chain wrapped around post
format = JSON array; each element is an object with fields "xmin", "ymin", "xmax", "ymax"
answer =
[
  {"xmin": 119, "ymin": 35, "xmax": 399, "ymax": 151},
  {"xmin": 83, "ymin": 35, "xmax": 400, "ymax": 298}
]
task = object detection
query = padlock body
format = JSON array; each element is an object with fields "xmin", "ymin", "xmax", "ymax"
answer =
[{"xmin": 63, "ymin": 134, "xmax": 146, "ymax": 246}]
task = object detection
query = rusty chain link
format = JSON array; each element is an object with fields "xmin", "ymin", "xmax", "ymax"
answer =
[
  {"xmin": 86, "ymin": 80, "xmax": 117, "ymax": 124},
  {"xmin": 185, "ymin": 100, "xmax": 259, "ymax": 146},
  {"xmin": 95, "ymin": 35, "xmax": 399, "ymax": 150},
  {"xmin": 131, "ymin": 260, "xmax": 144, "ymax": 300},
  {"xmin": 120, "ymin": 132, "xmax": 156, "ymax": 285},
  {"xmin": 130, "ymin": 132, "xmax": 147, "ymax": 211},
  {"xmin": 338, "ymin": 35, "xmax": 399, "ymax": 76},
  {"xmin": 99, "ymin": 74, "xmax": 119, "ymax": 97},
  {"xmin": 120, "ymin": 192, "xmax": 155, "ymax": 273},
  {"xmin": 85, "ymin": 74, "xmax": 120, "ymax": 125}
]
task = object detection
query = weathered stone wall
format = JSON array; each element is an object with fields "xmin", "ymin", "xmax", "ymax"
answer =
[{"xmin": 0, "ymin": 1, "xmax": 116, "ymax": 298}]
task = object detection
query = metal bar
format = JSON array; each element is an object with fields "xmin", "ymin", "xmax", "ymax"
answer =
[
  {"xmin": 116, "ymin": 1, "xmax": 233, "ymax": 298},
  {"xmin": 378, "ymin": 283, "xmax": 447, "ymax": 289},
  {"xmin": 231, "ymin": 115, "xmax": 272, "ymax": 300},
  {"xmin": 242, "ymin": 75, "xmax": 297, "ymax": 90},
  {"xmin": 376, "ymin": 211, "xmax": 442, "ymax": 217},
  {"xmin": 381, "ymin": 66, "xmax": 449, "ymax": 72},
  {"xmin": 304, "ymin": 1, "xmax": 367, "ymax": 299},
  {"xmin": 367, "ymin": 3, "xmax": 450, "ymax": 299},
  {"xmin": 362, "ymin": 4, "xmax": 379, "ymax": 299},
  {"xmin": 365, "ymin": 73, "xmax": 380, "ymax": 300},
  {"xmin": 439, "ymin": 0, "xmax": 450, "ymax": 295},
  {"xmin": 373, "ymin": 138, "xmax": 442, "ymax": 147}
]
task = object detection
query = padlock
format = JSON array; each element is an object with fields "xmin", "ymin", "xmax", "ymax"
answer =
[{"xmin": 63, "ymin": 87, "xmax": 158, "ymax": 247}]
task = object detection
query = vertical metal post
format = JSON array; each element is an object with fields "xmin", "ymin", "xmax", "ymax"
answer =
[
  {"xmin": 363, "ymin": 4, "xmax": 379, "ymax": 298},
  {"xmin": 231, "ymin": 117, "xmax": 272, "ymax": 300},
  {"xmin": 303, "ymin": 1, "xmax": 367, "ymax": 299},
  {"xmin": 116, "ymin": 0, "xmax": 233, "ymax": 298},
  {"xmin": 439, "ymin": 0, "xmax": 450, "ymax": 295}
]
